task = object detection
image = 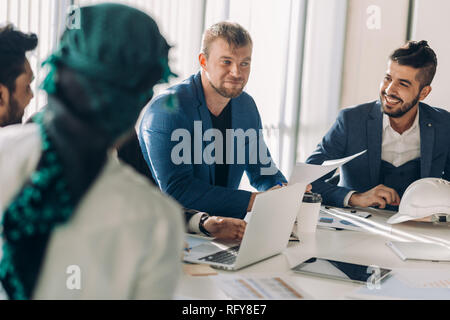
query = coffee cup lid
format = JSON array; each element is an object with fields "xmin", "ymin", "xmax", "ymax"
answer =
[{"xmin": 302, "ymin": 193, "xmax": 322, "ymax": 203}]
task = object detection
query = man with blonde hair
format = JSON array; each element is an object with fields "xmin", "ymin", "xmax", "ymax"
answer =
[{"xmin": 139, "ymin": 22, "xmax": 289, "ymax": 239}]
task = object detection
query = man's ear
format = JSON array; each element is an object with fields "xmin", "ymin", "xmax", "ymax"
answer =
[
  {"xmin": 419, "ymin": 85, "xmax": 432, "ymax": 101},
  {"xmin": 199, "ymin": 53, "xmax": 207, "ymax": 70},
  {"xmin": 0, "ymin": 84, "xmax": 10, "ymax": 109}
]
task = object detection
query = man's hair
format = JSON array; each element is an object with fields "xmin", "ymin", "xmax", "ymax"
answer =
[
  {"xmin": 201, "ymin": 21, "xmax": 252, "ymax": 58},
  {"xmin": 0, "ymin": 24, "xmax": 38, "ymax": 93},
  {"xmin": 390, "ymin": 40, "xmax": 437, "ymax": 88}
]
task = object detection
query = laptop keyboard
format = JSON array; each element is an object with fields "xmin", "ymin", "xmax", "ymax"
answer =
[{"xmin": 199, "ymin": 246, "xmax": 240, "ymax": 265}]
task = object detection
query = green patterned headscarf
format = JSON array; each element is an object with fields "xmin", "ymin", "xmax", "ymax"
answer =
[
  {"xmin": 42, "ymin": 3, "xmax": 175, "ymax": 140},
  {"xmin": 0, "ymin": 3, "xmax": 174, "ymax": 300}
]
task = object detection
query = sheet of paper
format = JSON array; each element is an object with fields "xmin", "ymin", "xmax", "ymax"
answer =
[
  {"xmin": 318, "ymin": 206, "xmax": 394, "ymax": 235},
  {"xmin": 214, "ymin": 274, "xmax": 309, "ymax": 300},
  {"xmin": 289, "ymin": 150, "xmax": 367, "ymax": 184},
  {"xmin": 317, "ymin": 212, "xmax": 362, "ymax": 232},
  {"xmin": 321, "ymin": 206, "xmax": 372, "ymax": 219},
  {"xmin": 348, "ymin": 269, "xmax": 450, "ymax": 300},
  {"xmin": 394, "ymin": 269, "xmax": 450, "ymax": 289},
  {"xmin": 386, "ymin": 241, "xmax": 450, "ymax": 262}
]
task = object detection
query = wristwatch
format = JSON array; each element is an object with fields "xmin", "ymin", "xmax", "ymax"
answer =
[{"xmin": 199, "ymin": 213, "xmax": 212, "ymax": 237}]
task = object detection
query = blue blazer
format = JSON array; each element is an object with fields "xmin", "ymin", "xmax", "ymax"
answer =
[
  {"xmin": 139, "ymin": 72, "xmax": 286, "ymax": 218},
  {"xmin": 306, "ymin": 100, "xmax": 450, "ymax": 207}
]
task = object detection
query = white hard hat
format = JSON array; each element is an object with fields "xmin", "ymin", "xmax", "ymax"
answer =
[{"xmin": 387, "ymin": 178, "xmax": 450, "ymax": 224}]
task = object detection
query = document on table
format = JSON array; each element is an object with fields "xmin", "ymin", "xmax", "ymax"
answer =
[
  {"xmin": 394, "ymin": 269, "xmax": 450, "ymax": 289},
  {"xmin": 213, "ymin": 275, "xmax": 310, "ymax": 300},
  {"xmin": 317, "ymin": 206, "xmax": 378, "ymax": 232},
  {"xmin": 348, "ymin": 269, "xmax": 450, "ymax": 300},
  {"xmin": 289, "ymin": 150, "xmax": 367, "ymax": 184},
  {"xmin": 317, "ymin": 212, "xmax": 362, "ymax": 232},
  {"xmin": 386, "ymin": 241, "xmax": 450, "ymax": 262}
]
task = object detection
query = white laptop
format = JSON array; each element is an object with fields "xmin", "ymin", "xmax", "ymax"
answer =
[{"xmin": 183, "ymin": 183, "xmax": 306, "ymax": 270}]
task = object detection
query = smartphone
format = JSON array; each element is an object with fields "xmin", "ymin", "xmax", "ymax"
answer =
[{"xmin": 292, "ymin": 257, "xmax": 392, "ymax": 284}]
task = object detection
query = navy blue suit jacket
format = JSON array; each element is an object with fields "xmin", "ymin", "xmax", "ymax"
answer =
[
  {"xmin": 306, "ymin": 100, "xmax": 450, "ymax": 207},
  {"xmin": 139, "ymin": 72, "xmax": 286, "ymax": 218}
]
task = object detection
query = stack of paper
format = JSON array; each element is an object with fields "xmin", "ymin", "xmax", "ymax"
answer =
[{"xmin": 213, "ymin": 275, "xmax": 310, "ymax": 300}]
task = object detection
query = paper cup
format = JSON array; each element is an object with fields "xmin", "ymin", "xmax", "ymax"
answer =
[{"xmin": 296, "ymin": 193, "xmax": 322, "ymax": 235}]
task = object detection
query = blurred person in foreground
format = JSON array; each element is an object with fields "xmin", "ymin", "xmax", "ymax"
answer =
[{"xmin": 0, "ymin": 3, "xmax": 184, "ymax": 300}]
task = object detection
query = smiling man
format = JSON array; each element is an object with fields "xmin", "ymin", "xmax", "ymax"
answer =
[
  {"xmin": 139, "ymin": 22, "xmax": 288, "ymax": 238},
  {"xmin": 306, "ymin": 40, "xmax": 450, "ymax": 210},
  {"xmin": 0, "ymin": 24, "xmax": 37, "ymax": 127}
]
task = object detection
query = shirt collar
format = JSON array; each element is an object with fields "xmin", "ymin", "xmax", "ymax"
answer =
[{"xmin": 383, "ymin": 108, "xmax": 420, "ymax": 134}]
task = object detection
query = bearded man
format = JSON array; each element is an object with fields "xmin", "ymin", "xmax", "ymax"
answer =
[
  {"xmin": 306, "ymin": 40, "xmax": 450, "ymax": 211},
  {"xmin": 139, "ymin": 22, "xmax": 289, "ymax": 235},
  {"xmin": 0, "ymin": 25, "xmax": 37, "ymax": 127}
]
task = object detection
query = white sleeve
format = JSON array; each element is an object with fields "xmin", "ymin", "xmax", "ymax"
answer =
[
  {"xmin": 187, "ymin": 212, "xmax": 207, "ymax": 234},
  {"xmin": 131, "ymin": 203, "xmax": 185, "ymax": 299},
  {"xmin": 0, "ymin": 125, "xmax": 41, "ymax": 212},
  {"xmin": 343, "ymin": 190, "xmax": 357, "ymax": 207}
]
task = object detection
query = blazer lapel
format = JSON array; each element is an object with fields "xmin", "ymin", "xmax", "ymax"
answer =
[
  {"xmin": 419, "ymin": 105, "xmax": 434, "ymax": 177},
  {"xmin": 193, "ymin": 73, "xmax": 215, "ymax": 184},
  {"xmin": 227, "ymin": 99, "xmax": 241, "ymax": 186},
  {"xmin": 367, "ymin": 102, "xmax": 383, "ymax": 186}
]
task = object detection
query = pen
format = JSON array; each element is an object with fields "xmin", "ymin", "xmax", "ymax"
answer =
[{"xmin": 276, "ymin": 181, "xmax": 284, "ymax": 187}]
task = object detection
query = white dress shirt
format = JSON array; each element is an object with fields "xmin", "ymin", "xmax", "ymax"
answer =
[
  {"xmin": 344, "ymin": 111, "xmax": 421, "ymax": 206},
  {"xmin": 0, "ymin": 124, "xmax": 184, "ymax": 300},
  {"xmin": 381, "ymin": 111, "xmax": 421, "ymax": 167}
]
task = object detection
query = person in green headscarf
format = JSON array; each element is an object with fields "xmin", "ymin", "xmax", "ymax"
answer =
[{"xmin": 0, "ymin": 3, "xmax": 184, "ymax": 300}]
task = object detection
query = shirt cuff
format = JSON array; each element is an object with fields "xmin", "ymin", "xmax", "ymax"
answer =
[
  {"xmin": 343, "ymin": 191, "xmax": 357, "ymax": 207},
  {"xmin": 187, "ymin": 212, "xmax": 207, "ymax": 234}
]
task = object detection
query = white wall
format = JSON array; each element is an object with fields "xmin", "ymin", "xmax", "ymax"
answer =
[
  {"xmin": 204, "ymin": 0, "xmax": 308, "ymax": 186},
  {"xmin": 411, "ymin": 0, "xmax": 450, "ymax": 111},
  {"xmin": 1, "ymin": 0, "xmax": 72, "ymax": 119},
  {"xmin": 340, "ymin": 0, "xmax": 410, "ymax": 109},
  {"xmin": 77, "ymin": 0, "xmax": 205, "ymax": 94},
  {"xmin": 296, "ymin": 0, "xmax": 348, "ymax": 162}
]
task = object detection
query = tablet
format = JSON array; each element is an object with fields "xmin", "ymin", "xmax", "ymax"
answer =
[{"xmin": 292, "ymin": 257, "xmax": 392, "ymax": 284}]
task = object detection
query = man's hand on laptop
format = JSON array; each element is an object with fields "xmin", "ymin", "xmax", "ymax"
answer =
[
  {"xmin": 204, "ymin": 216, "xmax": 247, "ymax": 242},
  {"xmin": 349, "ymin": 184, "xmax": 400, "ymax": 209}
]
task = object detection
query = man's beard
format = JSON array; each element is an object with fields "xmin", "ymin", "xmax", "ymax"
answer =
[
  {"xmin": 1, "ymin": 97, "xmax": 24, "ymax": 127},
  {"xmin": 209, "ymin": 79, "xmax": 244, "ymax": 99},
  {"xmin": 380, "ymin": 92, "xmax": 420, "ymax": 119}
]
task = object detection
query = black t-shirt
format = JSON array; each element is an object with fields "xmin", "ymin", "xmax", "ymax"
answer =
[{"xmin": 209, "ymin": 103, "xmax": 232, "ymax": 187}]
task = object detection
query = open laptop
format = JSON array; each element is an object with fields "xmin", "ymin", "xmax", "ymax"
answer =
[{"xmin": 183, "ymin": 183, "xmax": 307, "ymax": 270}]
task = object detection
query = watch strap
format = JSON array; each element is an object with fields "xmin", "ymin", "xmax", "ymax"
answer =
[{"xmin": 199, "ymin": 213, "xmax": 212, "ymax": 237}]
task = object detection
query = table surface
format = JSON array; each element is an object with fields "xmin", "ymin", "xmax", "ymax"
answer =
[{"xmin": 175, "ymin": 207, "xmax": 450, "ymax": 300}]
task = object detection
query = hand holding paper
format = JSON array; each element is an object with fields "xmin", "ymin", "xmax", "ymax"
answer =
[{"xmin": 289, "ymin": 150, "xmax": 367, "ymax": 184}]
